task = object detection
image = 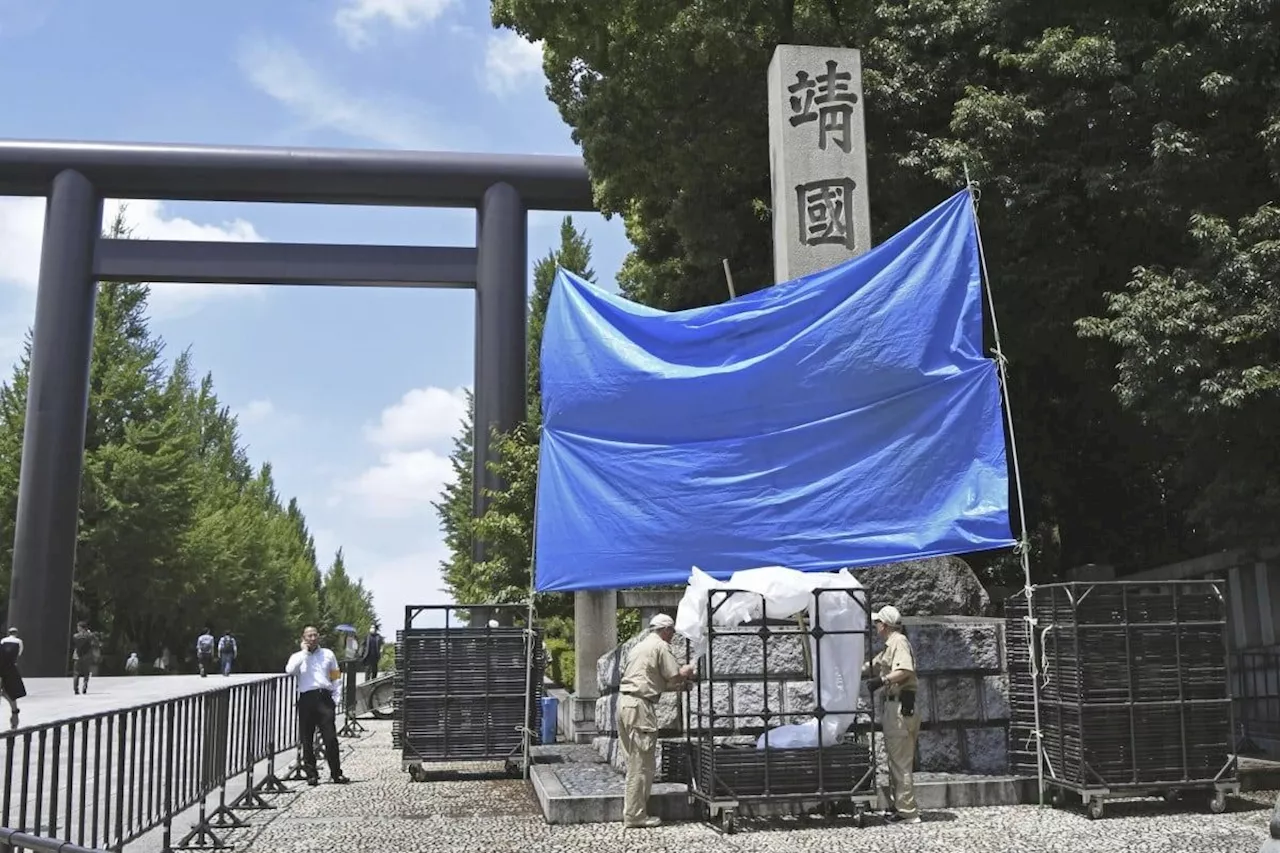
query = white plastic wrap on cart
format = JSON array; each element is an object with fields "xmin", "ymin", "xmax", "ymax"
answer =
[{"xmin": 675, "ymin": 565, "xmax": 867, "ymax": 749}]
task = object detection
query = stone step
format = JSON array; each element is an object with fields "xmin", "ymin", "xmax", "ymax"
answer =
[
  {"xmin": 531, "ymin": 757, "xmax": 1280, "ymax": 826},
  {"xmin": 531, "ymin": 764, "xmax": 1038, "ymax": 825}
]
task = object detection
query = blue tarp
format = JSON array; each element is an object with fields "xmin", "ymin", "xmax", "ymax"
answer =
[{"xmin": 534, "ymin": 190, "xmax": 1015, "ymax": 593}]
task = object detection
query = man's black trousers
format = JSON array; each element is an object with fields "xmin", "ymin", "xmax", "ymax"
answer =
[{"xmin": 297, "ymin": 689, "xmax": 342, "ymax": 780}]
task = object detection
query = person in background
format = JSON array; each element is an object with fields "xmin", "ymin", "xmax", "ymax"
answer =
[
  {"xmin": 285, "ymin": 626, "xmax": 349, "ymax": 786},
  {"xmin": 71, "ymin": 621, "xmax": 98, "ymax": 695},
  {"xmin": 864, "ymin": 604, "xmax": 922, "ymax": 825},
  {"xmin": 125, "ymin": 652, "xmax": 140, "ymax": 674},
  {"xmin": 0, "ymin": 627, "xmax": 26, "ymax": 728},
  {"xmin": 218, "ymin": 630, "xmax": 238, "ymax": 676},
  {"xmin": 362, "ymin": 626, "xmax": 383, "ymax": 680},
  {"xmin": 196, "ymin": 627, "xmax": 215, "ymax": 677},
  {"xmin": 616, "ymin": 614, "xmax": 695, "ymax": 829}
]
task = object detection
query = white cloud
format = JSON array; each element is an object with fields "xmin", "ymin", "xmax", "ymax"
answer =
[
  {"xmin": 334, "ymin": 0, "xmax": 457, "ymax": 49},
  {"xmin": 483, "ymin": 31, "xmax": 545, "ymax": 96},
  {"xmin": 359, "ymin": 540, "xmax": 453, "ymax": 630},
  {"xmin": 0, "ymin": 195, "xmax": 264, "ymax": 323},
  {"xmin": 237, "ymin": 399, "xmax": 277, "ymax": 425},
  {"xmin": 364, "ymin": 385, "xmax": 468, "ymax": 449},
  {"xmin": 236, "ymin": 35, "xmax": 440, "ymax": 149},
  {"xmin": 339, "ymin": 448, "xmax": 454, "ymax": 519},
  {"xmin": 333, "ymin": 384, "xmax": 469, "ymax": 519}
]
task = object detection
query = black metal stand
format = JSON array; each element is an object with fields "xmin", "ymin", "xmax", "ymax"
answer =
[
  {"xmin": 396, "ymin": 603, "xmax": 545, "ymax": 776},
  {"xmin": 683, "ymin": 584, "xmax": 877, "ymax": 833},
  {"xmin": 1008, "ymin": 580, "xmax": 1241, "ymax": 819},
  {"xmin": 230, "ymin": 766, "xmax": 275, "ymax": 812},
  {"xmin": 205, "ymin": 787, "xmax": 249, "ymax": 830},
  {"xmin": 175, "ymin": 800, "xmax": 229, "ymax": 850},
  {"xmin": 338, "ymin": 661, "xmax": 368, "ymax": 738},
  {"xmin": 338, "ymin": 716, "xmax": 367, "ymax": 738}
]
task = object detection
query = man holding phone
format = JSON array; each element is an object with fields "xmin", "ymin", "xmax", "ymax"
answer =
[{"xmin": 285, "ymin": 626, "xmax": 349, "ymax": 786}]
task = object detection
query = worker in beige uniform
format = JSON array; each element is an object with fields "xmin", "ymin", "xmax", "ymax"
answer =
[
  {"xmin": 617, "ymin": 614, "xmax": 695, "ymax": 829},
  {"xmin": 864, "ymin": 605, "xmax": 921, "ymax": 824}
]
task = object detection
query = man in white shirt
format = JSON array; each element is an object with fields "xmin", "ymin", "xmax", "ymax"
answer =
[{"xmin": 285, "ymin": 626, "xmax": 349, "ymax": 785}]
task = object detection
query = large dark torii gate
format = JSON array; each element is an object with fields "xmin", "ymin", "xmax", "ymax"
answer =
[{"xmin": 0, "ymin": 139, "xmax": 596, "ymax": 676}]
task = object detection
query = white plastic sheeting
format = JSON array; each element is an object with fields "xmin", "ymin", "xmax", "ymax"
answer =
[{"xmin": 675, "ymin": 566, "xmax": 868, "ymax": 749}]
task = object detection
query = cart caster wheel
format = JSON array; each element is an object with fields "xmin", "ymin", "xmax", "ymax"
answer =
[
  {"xmin": 1046, "ymin": 788, "xmax": 1062, "ymax": 808},
  {"xmin": 1087, "ymin": 798, "xmax": 1105, "ymax": 820},
  {"xmin": 720, "ymin": 811, "xmax": 736, "ymax": 834},
  {"xmin": 1208, "ymin": 792, "xmax": 1227, "ymax": 814},
  {"xmin": 1162, "ymin": 790, "xmax": 1181, "ymax": 804},
  {"xmin": 854, "ymin": 809, "xmax": 866, "ymax": 829}
]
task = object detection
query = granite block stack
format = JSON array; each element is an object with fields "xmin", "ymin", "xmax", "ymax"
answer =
[{"xmin": 593, "ymin": 617, "xmax": 1010, "ymax": 775}]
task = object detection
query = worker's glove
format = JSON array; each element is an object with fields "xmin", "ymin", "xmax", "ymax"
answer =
[{"xmin": 864, "ymin": 675, "xmax": 884, "ymax": 694}]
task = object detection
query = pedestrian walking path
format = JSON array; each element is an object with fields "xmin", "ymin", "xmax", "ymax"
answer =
[{"xmin": 15, "ymin": 674, "xmax": 277, "ymax": 729}]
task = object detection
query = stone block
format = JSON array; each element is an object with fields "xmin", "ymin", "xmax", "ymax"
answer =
[
  {"xmin": 783, "ymin": 680, "xmax": 815, "ymax": 725},
  {"xmin": 931, "ymin": 675, "xmax": 980, "ymax": 722},
  {"xmin": 594, "ymin": 690, "xmax": 684, "ymax": 734},
  {"xmin": 980, "ymin": 674, "xmax": 1010, "ymax": 720},
  {"xmin": 707, "ymin": 631, "xmax": 809, "ymax": 679},
  {"xmin": 965, "ymin": 727, "xmax": 1009, "ymax": 775},
  {"xmin": 733, "ymin": 682, "xmax": 783, "ymax": 729},
  {"xmin": 852, "ymin": 556, "xmax": 992, "ymax": 616},
  {"xmin": 916, "ymin": 676, "xmax": 934, "ymax": 723},
  {"xmin": 596, "ymin": 631, "xmax": 692, "ymax": 694},
  {"xmin": 692, "ymin": 682, "xmax": 733, "ymax": 730},
  {"xmin": 906, "ymin": 621, "xmax": 1002, "ymax": 672},
  {"xmin": 918, "ymin": 729, "xmax": 962, "ymax": 772}
]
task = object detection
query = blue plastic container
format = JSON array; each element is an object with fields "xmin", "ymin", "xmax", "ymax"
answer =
[{"xmin": 540, "ymin": 696, "xmax": 559, "ymax": 744}]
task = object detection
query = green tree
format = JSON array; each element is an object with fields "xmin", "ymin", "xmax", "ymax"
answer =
[
  {"xmin": 436, "ymin": 390, "xmax": 478, "ymax": 603},
  {"xmin": 0, "ymin": 210, "xmax": 363, "ymax": 673},
  {"xmin": 469, "ymin": 218, "xmax": 595, "ymax": 660},
  {"xmin": 490, "ymin": 0, "xmax": 1280, "ymax": 574},
  {"xmin": 320, "ymin": 547, "xmax": 377, "ymax": 651}
]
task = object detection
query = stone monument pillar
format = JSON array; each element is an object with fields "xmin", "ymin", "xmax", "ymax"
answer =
[
  {"xmin": 767, "ymin": 45, "xmax": 872, "ymax": 281},
  {"xmin": 570, "ymin": 590, "xmax": 617, "ymax": 742}
]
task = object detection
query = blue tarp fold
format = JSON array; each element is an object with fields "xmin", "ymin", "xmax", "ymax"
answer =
[{"xmin": 534, "ymin": 190, "xmax": 1014, "ymax": 592}]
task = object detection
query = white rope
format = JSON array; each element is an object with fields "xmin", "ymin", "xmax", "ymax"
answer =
[
  {"xmin": 520, "ymin": 429, "xmax": 546, "ymax": 780},
  {"xmin": 966, "ymin": 169, "xmax": 1046, "ymax": 807}
]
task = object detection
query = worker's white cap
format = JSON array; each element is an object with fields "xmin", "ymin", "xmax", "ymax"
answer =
[
  {"xmin": 872, "ymin": 606, "xmax": 902, "ymax": 627},
  {"xmin": 649, "ymin": 614, "xmax": 675, "ymax": 630},
  {"xmin": 6, "ymin": 627, "xmax": 15, "ymax": 634},
  {"xmin": 487, "ymin": 620, "xmax": 500, "ymax": 628}
]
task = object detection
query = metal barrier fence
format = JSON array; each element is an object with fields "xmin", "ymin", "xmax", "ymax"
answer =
[
  {"xmin": 0, "ymin": 675, "xmax": 298, "ymax": 853},
  {"xmin": 1234, "ymin": 644, "xmax": 1280, "ymax": 759}
]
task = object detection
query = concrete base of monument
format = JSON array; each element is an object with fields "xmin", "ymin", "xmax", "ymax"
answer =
[{"xmin": 529, "ymin": 762, "xmax": 1040, "ymax": 825}]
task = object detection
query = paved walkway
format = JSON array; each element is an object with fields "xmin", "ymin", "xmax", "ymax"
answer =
[
  {"xmin": 14, "ymin": 674, "xmax": 278, "ymax": 729},
  {"xmin": 213, "ymin": 721, "xmax": 1274, "ymax": 853}
]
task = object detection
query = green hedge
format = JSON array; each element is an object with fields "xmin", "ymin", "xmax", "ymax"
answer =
[{"xmin": 545, "ymin": 637, "xmax": 576, "ymax": 690}]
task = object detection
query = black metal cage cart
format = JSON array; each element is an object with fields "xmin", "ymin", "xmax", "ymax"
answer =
[
  {"xmin": 1008, "ymin": 580, "xmax": 1239, "ymax": 818},
  {"xmin": 679, "ymin": 585, "xmax": 878, "ymax": 833},
  {"xmin": 393, "ymin": 604, "xmax": 544, "ymax": 779}
]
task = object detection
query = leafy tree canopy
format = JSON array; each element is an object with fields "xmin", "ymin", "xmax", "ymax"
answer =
[{"xmin": 491, "ymin": 0, "xmax": 1280, "ymax": 576}]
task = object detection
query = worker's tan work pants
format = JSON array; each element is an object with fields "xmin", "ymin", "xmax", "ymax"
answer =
[
  {"xmin": 883, "ymin": 696, "xmax": 921, "ymax": 818},
  {"xmin": 616, "ymin": 694, "xmax": 658, "ymax": 826}
]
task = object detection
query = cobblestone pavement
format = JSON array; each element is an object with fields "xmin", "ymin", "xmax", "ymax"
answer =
[{"xmin": 217, "ymin": 721, "xmax": 1273, "ymax": 853}]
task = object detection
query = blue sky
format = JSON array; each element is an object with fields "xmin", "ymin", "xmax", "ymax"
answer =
[{"xmin": 0, "ymin": 0, "xmax": 632, "ymax": 634}]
